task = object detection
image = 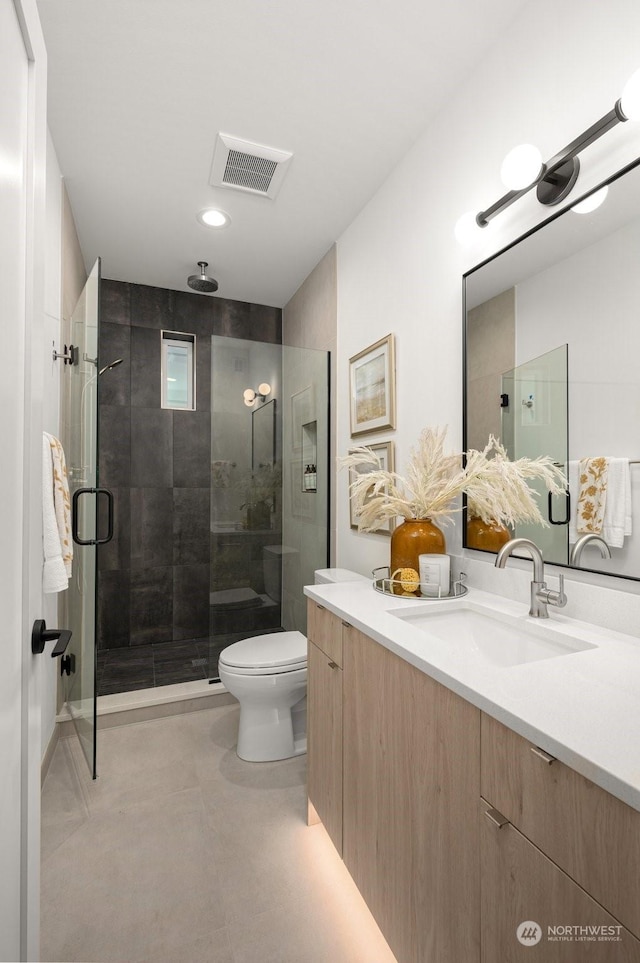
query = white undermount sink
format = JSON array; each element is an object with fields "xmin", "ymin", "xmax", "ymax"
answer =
[{"xmin": 387, "ymin": 600, "xmax": 597, "ymax": 667}]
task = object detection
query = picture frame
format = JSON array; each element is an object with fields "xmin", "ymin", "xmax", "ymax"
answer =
[
  {"xmin": 349, "ymin": 334, "xmax": 396, "ymax": 436},
  {"xmin": 349, "ymin": 440, "xmax": 395, "ymax": 534}
]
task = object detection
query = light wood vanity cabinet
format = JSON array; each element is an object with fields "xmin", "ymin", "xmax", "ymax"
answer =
[
  {"xmin": 342, "ymin": 628, "xmax": 481, "ymax": 963},
  {"xmin": 307, "ymin": 601, "xmax": 347, "ymax": 855},
  {"xmin": 481, "ymin": 713, "xmax": 640, "ymax": 960},
  {"xmin": 306, "ymin": 596, "xmax": 640, "ymax": 963},
  {"xmin": 481, "ymin": 798, "xmax": 640, "ymax": 962}
]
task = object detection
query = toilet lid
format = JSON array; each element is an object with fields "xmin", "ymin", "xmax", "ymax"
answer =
[{"xmin": 218, "ymin": 631, "xmax": 307, "ymax": 670}]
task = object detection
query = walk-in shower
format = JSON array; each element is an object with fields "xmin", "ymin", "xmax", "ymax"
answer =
[{"xmin": 96, "ymin": 280, "xmax": 329, "ymax": 696}]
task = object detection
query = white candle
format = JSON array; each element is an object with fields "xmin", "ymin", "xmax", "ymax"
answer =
[{"xmin": 419, "ymin": 554, "xmax": 450, "ymax": 597}]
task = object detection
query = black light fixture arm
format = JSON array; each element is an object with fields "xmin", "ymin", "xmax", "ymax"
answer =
[{"xmin": 477, "ymin": 100, "xmax": 628, "ymax": 227}]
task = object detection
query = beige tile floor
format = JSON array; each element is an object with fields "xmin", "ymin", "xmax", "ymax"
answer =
[{"xmin": 41, "ymin": 701, "xmax": 397, "ymax": 963}]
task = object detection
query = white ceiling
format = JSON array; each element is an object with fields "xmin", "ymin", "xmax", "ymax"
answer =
[{"xmin": 38, "ymin": 0, "xmax": 530, "ymax": 308}]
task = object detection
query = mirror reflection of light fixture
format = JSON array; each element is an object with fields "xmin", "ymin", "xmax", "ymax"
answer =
[
  {"xmin": 243, "ymin": 382, "xmax": 272, "ymax": 407},
  {"xmin": 571, "ymin": 184, "xmax": 609, "ymax": 214},
  {"xmin": 455, "ymin": 66, "xmax": 640, "ymax": 241}
]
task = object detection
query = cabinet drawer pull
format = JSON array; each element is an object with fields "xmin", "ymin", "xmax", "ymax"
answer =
[
  {"xmin": 531, "ymin": 746, "xmax": 557, "ymax": 765},
  {"xmin": 484, "ymin": 807, "xmax": 509, "ymax": 829},
  {"xmin": 317, "ymin": 604, "xmax": 325, "ymax": 610},
  {"xmin": 341, "ymin": 620, "xmax": 351, "ymax": 628},
  {"xmin": 328, "ymin": 661, "xmax": 339, "ymax": 669}
]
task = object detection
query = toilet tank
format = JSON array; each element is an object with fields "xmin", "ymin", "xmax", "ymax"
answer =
[{"xmin": 314, "ymin": 568, "xmax": 370, "ymax": 584}]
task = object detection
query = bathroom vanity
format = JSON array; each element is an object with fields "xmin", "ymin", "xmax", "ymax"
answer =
[{"xmin": 305, "ymin": 581, "xmax": 640, "ymax": 962}]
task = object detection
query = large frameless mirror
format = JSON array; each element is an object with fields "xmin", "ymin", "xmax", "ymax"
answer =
[{"xmin": 464, "ymin": 155, "xmax": 640, "ymax": 580}]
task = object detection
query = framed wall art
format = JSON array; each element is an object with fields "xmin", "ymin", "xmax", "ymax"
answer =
[
  {"xmin": 349, "ymin": 334, "xmax": 396, "ymax": 436},
  {"xmin": 349, "ymin": 440, "xmax": 395, "ymax": 534}
]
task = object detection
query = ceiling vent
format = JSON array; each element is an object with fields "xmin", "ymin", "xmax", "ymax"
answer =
[{"xmin": 209, "ymin": 133, "xmax": 293, "ymax": 199}]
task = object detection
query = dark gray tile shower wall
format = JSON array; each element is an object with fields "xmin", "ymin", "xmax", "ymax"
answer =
[{"xmin": 97, "ymin": 279, "xmax": 282, "ymax": 653}]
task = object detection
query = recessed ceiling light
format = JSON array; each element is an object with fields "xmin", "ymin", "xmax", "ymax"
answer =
[{"xmin": 197, "ymin": 208, "xmax": 230, "ymax": 228}]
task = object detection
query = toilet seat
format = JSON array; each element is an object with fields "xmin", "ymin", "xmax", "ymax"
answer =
[{"xmin": 219, "ymin": 631, "xmax": 307, "ymax": 676}]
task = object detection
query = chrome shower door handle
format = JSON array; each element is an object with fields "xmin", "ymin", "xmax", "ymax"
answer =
[{"xmin": 72, "ymin": 487, "xmax": 114, "ymax": 545}]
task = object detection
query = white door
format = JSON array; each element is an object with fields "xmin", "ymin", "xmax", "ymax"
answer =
[{"xmin": 0, "ymin": 0, "xmax": 48, "ymax": 959}]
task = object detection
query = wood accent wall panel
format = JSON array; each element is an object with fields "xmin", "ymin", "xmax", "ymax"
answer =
[
  {"xmin": 342, "ymin": 629, "xmax": 481, "ymax": 963},
  {"xmin": 482, "ymin": 712, "xmax": 640, "ymax": 939}
]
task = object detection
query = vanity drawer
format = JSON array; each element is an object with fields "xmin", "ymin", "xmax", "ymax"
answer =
[
  {"xmin": 481, "ymin": 712, "xmax": 640, "ymax": 938},
  {"xmin": 307, "ymin": 600, "xmax": 343, "ymax": 667}
]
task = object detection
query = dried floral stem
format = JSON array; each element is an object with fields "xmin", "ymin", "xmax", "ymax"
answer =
[{"xmin": 341, "ymin": 427, "xmax": 566, "ymax": 534}]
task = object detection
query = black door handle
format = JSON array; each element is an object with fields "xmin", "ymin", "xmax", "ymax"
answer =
[
  {"xmin": 72, "ymin": 487, "xmax": 114, "ymax": 545},
  {"xmin": 32, "ymin": 619, "xmax": 72, "ymax": 657}
]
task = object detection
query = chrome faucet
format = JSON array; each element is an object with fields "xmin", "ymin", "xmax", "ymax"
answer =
[
  {"xmin": 569, "ymin": 533, "xmax": 612, "ymax": 567},
  {"xmin": 495, "ymin": 537, "xmax": 567, "ymax": 618}
]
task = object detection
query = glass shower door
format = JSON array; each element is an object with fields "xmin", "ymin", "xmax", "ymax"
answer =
[
  {"xmin": 66, "ymin": 258, "xmax": 101, "ymax": 777},
  {"xmin": 208, "ymin": 337, "xmax": 329, "ymax": 681}
]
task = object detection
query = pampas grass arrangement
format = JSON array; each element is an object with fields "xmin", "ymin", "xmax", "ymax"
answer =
[{"xmin": 342, "ymin": 427, "xmax": 566, "ymax": 534}]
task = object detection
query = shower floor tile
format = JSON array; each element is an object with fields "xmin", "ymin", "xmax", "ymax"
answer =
[{"xmin": 97, "ymin": 629, "xmax": 287, "ymax": 696}]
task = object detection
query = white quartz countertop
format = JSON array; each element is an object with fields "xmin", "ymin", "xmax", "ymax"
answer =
[{"xmin": 304, "ymin": 581, "xmax": 640, "ymax": 812}]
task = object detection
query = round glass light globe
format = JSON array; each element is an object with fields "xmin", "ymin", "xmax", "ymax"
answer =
[
  {"xmin": 258, "ymin": 382, "xmax": 271, "ymax": 396},
  {"xmin": 500, "ymin": 144, "xmax": 543, "ymax": 190},
  {"xmin": 572, "ymin": 185, "xmax": 608, "ymax": 214},
  {"xmin": 243, "ymin": 388, "xmax": 256, "ymax": 403},
  {"xmin": 198, "ymin": 208, "xmax": 230, "ymax": 228},
  {"xmin": 621, "ymin": 68, "xmax": 640, "ymax": 121},
  {"xmin": 454, "ymin": 210, "xmax": 480, "ymax": 245}
]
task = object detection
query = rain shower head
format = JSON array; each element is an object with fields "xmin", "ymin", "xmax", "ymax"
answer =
[
  {"xmin": 188, "ymin": 261, "xmax": 219, "ymax": 294},
  {"xmin": 98, "ymin": 358, "xmax": 123, "ymax": 376}
]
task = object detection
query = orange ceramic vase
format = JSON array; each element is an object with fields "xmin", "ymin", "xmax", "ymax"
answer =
[
  {"xmin": 390, "ymin": 518, "xmax": 446, "ymax": 577},
  {"xmin": 466, "ymin": 516, "xmax": 511, "ymax": 552}
]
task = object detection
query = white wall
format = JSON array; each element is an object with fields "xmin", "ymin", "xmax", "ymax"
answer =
[
  {"xmin": 336, "ymin": 0, "xmax": 640, "ymax": 618},
  {"xmin": 41, "ymin": 130, "xmax": 64, "ymax": 758}
]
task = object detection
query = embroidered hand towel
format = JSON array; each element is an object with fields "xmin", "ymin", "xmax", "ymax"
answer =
[
  {"xmin": 42, "ymin": 432, "xmax": 69, "ymax": 593},
  {"xmin": 48, "ymin": 433, "xmax": 73, "ymax": 575},
  {"xmin": 576, "ymin": 457, "xmax": 608, "ymax": 535}
]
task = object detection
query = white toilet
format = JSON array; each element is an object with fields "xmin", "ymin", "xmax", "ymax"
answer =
[{"xmin": 218, "ymin": 566, "xmax": 369, "ymax": 762}]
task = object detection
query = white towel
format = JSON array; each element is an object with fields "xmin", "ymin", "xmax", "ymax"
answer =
[
  {"xmin": 42, "ymin": 432, "xmax": 69, "ymax": 593},
  {"xmin": 602, "ymin": 457, "xmax": 632, "ymax": 548}
]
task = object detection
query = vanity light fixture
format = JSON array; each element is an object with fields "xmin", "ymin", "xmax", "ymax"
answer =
[
  {"xmin": 456, "ymin": 66, "xmax": 640, "ymax": 239},
  {"xmin": 197, "ymin": 208, "xmax": 231, "ymax": 228},
  {"xmin": 243, "ymin": 382, "xmax": 271, "ymax": 407}
]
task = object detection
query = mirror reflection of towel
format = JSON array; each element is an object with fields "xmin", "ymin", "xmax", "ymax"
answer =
[
  {"xmin": 576, "ymin": 457, "xmax": 608, "ymax": 536},
  {"xmin": 569, "ymin": 457, "xmax": 632, "ymax": 548}
]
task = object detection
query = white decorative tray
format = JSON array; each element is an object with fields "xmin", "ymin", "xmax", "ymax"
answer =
[{"xmin": 372, "ymin": 567, "xmax": 468, "ymax": 601}]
